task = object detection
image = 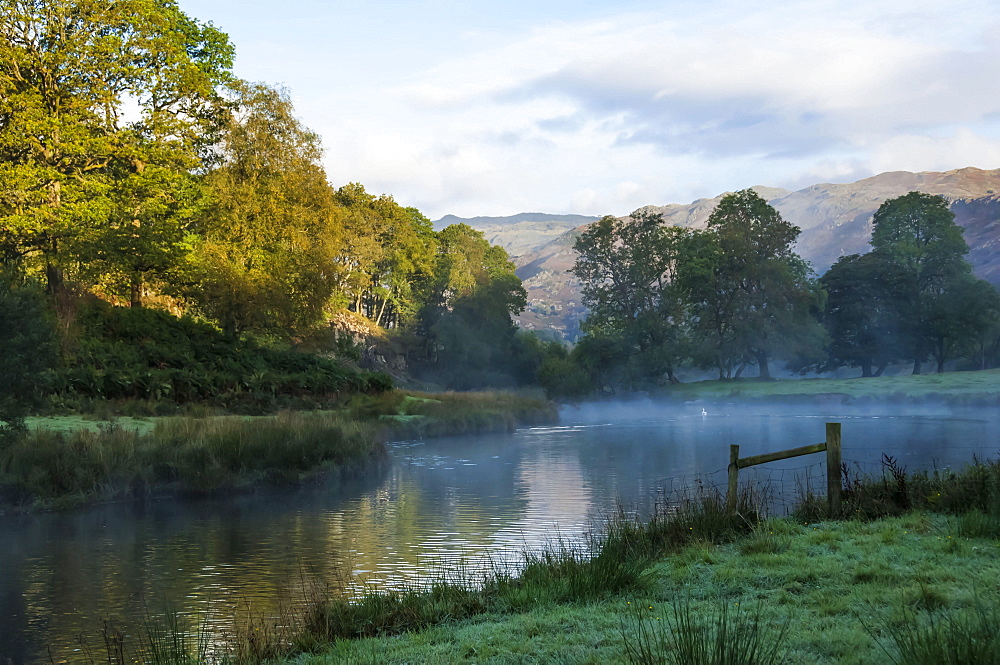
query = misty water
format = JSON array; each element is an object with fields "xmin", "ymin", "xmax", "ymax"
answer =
[{"xmin": 2, "ymin": 401, "xmax": 998, "ymax": 664}]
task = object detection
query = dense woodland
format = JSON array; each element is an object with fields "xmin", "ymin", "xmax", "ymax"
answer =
[
  {"xmin": 0, "ymin": 0, "xmax": 546, "ymax": 439},
  {"xmin": 2, "ymin": 0, "xmax": 1000, "ymax": 437}
]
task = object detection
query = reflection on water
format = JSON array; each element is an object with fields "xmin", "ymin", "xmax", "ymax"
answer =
[{"xmin": 1, "ymin": 403, "xmax": 998, "ymax": 663}]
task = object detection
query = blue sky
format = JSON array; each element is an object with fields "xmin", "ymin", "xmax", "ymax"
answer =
[{"xmin": 180, "ymin": 0, "xmax": 1000, "ymax": 219}]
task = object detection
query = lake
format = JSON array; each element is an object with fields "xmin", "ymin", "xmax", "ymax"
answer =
[{"xmin": 2, "ymin": 401, "xmax": 997, "ymax": 663}]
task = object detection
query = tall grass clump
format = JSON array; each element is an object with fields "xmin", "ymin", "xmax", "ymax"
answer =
[
  {"xmin": 75, "ymin": 607, "xmax": 214, "ymax": 665},
  {"xmin": 866, "ymin": 593, "xmax": 1000, "ymax": 665},
  {"xmin": 0, "ymin": 412, "xmax": 384, "ymax": 507},
  {"xmin": 794, "ymin": 454, "xmax": 1000, "ymax": 522},
  {"xmin": 356, "ymin": 390, "xmax": 559, "ymax": 437},
  {"xmin": 621, "ymin": 596, "xmax": 789, "ymax": 665}
]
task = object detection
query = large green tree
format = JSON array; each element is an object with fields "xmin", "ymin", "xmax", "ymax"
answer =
[
  {"xmin": 571, "ymin": 210, "xmax": 690, "ymax": 385},
  {"xmin": 819, "ymin": 253, "xmax": 905, "ymax": 377},
  {"xmin": 0, "ymin": 0, "xmax": 233, "ymax": 296},
  {"xmin": 679, "ymin": 189, "xmax": 825, "ymax": 379},
  {"xmin": 186, "ymin": 82, "xmax": 342, "ymax": 338},
  {"xmin": 334, "ymin": 184, "xmax": 437, "ymax": 329},
  {"xmin": 870, "ymin": 192, "xmax": 973, "ymax": 374},
  {"xmin": 415, "ymin": 224, "xmax": 528, "ymax": 388}
]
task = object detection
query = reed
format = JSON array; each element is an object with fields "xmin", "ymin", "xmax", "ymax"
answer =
[{"xmin": 0, "ymin": 412, "xmax": 384, "ymax": 508}]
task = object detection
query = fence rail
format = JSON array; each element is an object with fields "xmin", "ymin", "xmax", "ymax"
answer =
[{"xmin": 727, "ymin": 422, "xmax": 842, "ymax": 514}]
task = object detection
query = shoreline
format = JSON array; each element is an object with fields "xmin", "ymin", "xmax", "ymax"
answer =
[{"xmin": 0, "ymin": 391, "xmax": 558, "ymax": 515}]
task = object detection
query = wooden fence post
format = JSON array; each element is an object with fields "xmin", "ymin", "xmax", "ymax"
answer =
[
  {"xmin": 727, "ymin": 444, "xmax": 740, "ymax": 512},
  {"xmin": 826, "ymin": 422, "xmax": 842, "ymax": 515}
]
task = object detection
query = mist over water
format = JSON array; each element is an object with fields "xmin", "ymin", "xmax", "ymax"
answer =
[{"xmin": 2, "ymin": 400, "xmax": 998, "ymax": 663}]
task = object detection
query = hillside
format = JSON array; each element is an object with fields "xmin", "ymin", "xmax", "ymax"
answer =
[
  {"xmin": 432, "ymin": 213, "xmax": 598, "ymax": 258},
  {"xmin": 509, "ymin": 167, "xmax": 1000, "ymax": 339}
]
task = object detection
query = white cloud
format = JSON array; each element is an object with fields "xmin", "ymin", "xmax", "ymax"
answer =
[{"xmin": 304, "ymin": 0, "xmax": 1000, "ymax": 218}]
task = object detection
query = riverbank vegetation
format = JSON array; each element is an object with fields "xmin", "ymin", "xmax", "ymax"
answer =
[
  {"xmin": 0, "ymin": 390, "xmax": 556, "ymax": 511},
  {"xmin": 60, "ymin": 455, "xmax": 1000, "ymax": 664}
]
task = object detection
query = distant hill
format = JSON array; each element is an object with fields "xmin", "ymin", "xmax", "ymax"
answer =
[
  {"xmin": 481, "ymin": 167, "xmax": 1000, "ymax": 340},
  {"xmin": 432, "ymin": 213, "xmax": 600, "ymax": 258}
]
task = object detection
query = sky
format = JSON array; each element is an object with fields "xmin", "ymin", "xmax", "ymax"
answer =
[{"xmin": 180, "ymin": 0, "xmax": 1000, "ymax": 220}]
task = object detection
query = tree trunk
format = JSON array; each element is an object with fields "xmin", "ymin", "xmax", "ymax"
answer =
[
  {"xmin": 874, "ymin": 362, "xmax": 887, "ymax": 377},
  {"xmin": 937, "ymin": 358, "xmax": 945, "ymax": 373},
  {"xmin": 45, "ymin": 261, "xmax": 63, "ymax": 296},
  {"xmin": 755, "ymin": 349, "xmax": 771, "ymax": 380},
  {"xmin": 667, "ymin": 368, "xmax": 680, "ymax": 385},
  {"xmin": 860, "ymin": 358, "xmax": 873, "ymax": 378},
  {"xmin": 912, "ymin": 358, "xmax": 922, "ymax": 375},
  {"xmin": 130, "ymin": 275, "xmax": 143, "ymax": 308}
]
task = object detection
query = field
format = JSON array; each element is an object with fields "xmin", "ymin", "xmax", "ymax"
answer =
[{"xmin": 660, "ymin": 369, "xmax": 1000, "ymax": 404}]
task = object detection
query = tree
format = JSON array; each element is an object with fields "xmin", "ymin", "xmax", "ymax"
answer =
[
  {"xmin": 819, "ymin": 253, "xmax": 904, "ymax": 377},
  {"xmin": 333, "ymin": 184, "xmax": 437, "ymax": 328},
  {"xmin": 0, "ymin": 0, "xmax": 234, "ymax": 296},
  {"xmin": 926, "ymin": 275, "xmax": 1000, "ymax": 373},
  {"xmin": 0, "ymin": 276, "xmax": 55, "ymax": 446},
  {"xmin": 571, "ymin": 210, "xmax": 690, "ymax": 385},
  {"xmin": 679, "ymin": 189, "xmax": 825, "ymax": 379},
  {"xmin": 870, "ymin": 192, "xmax": 971, "ymax": 374},
  {"xmin": 186, "ymin": 82, "xmax": 341, "ymax": 337},
  {"xmin": 414, "ymin": 224, "xmax": 528, "ymax": 388}
]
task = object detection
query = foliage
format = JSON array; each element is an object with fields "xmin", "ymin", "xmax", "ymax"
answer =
[
  {"xmin": 410, "ymin": 224, "xmax": 529, "ymax": 388},
  {"xmin": 0, "ymin": 0, "xmax": 234, "ymax": 296},
  {"xmin": 681, "ymin": 189, "xmax": 826, "ymax": 380},
  {"xmin": 866, "ymin": 594, "xmax": 1000, "ymax": 665},
  {"xmin": 571, "ymin": 211, "xmax": 691, "ymax": 387},
  {"xmin": 0, "ymin": 277, "xmax": 56, "ymax": 444},
  {"xmin": 185, "ymin": 81, "xmax": 344, "ymax": 337},
  {"xmin": 869, "ymin": 192, "xmax": 977, "ymax": 374},
  {"xmin": 0, "ymin": 411, "xmax": 384, "ymax": 506},
  {"xmin": 621, "ymin": 596, "xmax": 789, "ymax": 665},
  {"xmin": 820, "ymin": 253, "xmax": 905, "ymax": 377},
  {"xmin": 795, "ymin": 454, "xmax": 1000, "ymax": 521},
  {"xmin": 51, "ymin": 299, "xmax": 389, "ymax": 410}
]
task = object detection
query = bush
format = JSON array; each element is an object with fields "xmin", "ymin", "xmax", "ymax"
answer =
[
  {"xmin": 0, "ymin": 278, "xmax": 56, "ymax": 444},
  {"xmin": 49, "ymin": 300, "xmax": 391, "ymax": 410}
]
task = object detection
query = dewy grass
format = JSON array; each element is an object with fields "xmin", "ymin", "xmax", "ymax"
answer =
[
  {"xmin": 621, "ymin": 595, "xmax": 790, "ymax": 665},
  {"xmin": 660, "ymin": 367, "xmax": 1000, "ymax": 404},
  {"xmin": 863, "ymin": 592, "xmax": 1000, "ymax": 665}
]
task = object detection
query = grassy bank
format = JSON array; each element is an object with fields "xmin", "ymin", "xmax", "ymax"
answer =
[
  {"xmin": 3, "ymin": 390, "xmax": 557, "ymax": 511},
  {"xmin": 306, "ymin": 511, "xmax": 1000, "ymax": 664},
  {"xmin": 659, "ymin": 368, "xmax": 1000, "ymax": 405}
]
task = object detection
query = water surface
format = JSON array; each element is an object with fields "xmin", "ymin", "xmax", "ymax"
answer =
[{"xmin": 2, "ymin": 402, "xmax": 997, "ymax": 663}]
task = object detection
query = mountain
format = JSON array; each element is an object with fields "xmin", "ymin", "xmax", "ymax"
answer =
[
  {"xmin": 432, "ymin": 213, "xmax": 599, "ymax": 258},
  {"xmin": 504, "ymin": 167, "xmax": 1000, "ymax": 339}
]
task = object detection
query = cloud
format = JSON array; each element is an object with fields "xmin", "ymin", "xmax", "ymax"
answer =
[{"xmin": 310, "ymin": 0, "xmax": 1000, "ymax": 217}]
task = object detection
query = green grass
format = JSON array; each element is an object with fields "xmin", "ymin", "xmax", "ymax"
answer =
[
  {"xmin": 660, "ymin": 368, "xmax": 1000, "ymax": 403},
  {"xmin": 294, "ymin": 512, "xmax": 1000, "ymax": 665}
]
